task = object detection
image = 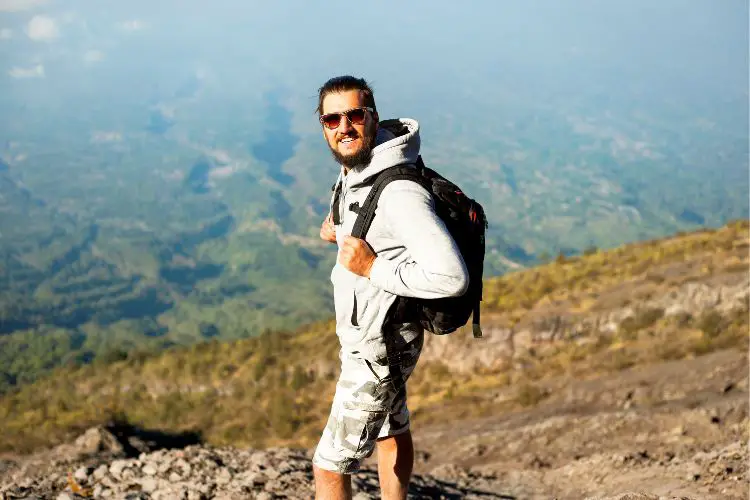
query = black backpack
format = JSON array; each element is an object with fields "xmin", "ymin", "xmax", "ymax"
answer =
[{"xmin": 350, "ymin": 155, "xmax": 487, "ymax": 338}]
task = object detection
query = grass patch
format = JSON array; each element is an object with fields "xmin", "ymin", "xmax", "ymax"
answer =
[{"xmin": 516, "ymin": 383, "xmax": 548, "ymax": 407}]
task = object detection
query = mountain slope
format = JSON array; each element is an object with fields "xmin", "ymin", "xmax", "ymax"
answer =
[
  {"xmin": 0, "ymin": 220, "xmax": 746, "ymax": 453},
  {"xmin": 0, "ymin": 221, "xmax": 747, "ymax": 498}
]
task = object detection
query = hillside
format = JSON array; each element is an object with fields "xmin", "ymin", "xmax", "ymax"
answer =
[
  {"xmin": 0, "ymin": 220, "xmax": 747, "ymax": 497},
  {"xmin": 2, "ymin": 41, "xmax": 747, "ymax": 398},
  {"xmin": 0, "ymin": 220, "xmax": 746, "ymax": 451}
]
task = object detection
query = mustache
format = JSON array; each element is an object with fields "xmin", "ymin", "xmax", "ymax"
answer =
[{"xmin": 338, "ymin": 131, "xmax": 360, "ymax": 140}]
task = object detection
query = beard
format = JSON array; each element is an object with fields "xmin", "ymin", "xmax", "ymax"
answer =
[{"xmin": 328, "ymin": 121, "xmax": 377, "ymax": 168}]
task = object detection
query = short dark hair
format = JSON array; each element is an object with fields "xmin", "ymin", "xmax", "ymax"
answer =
[{"xmin": 316, "ymin": 75, "xmax": 376, "ymax": 116}]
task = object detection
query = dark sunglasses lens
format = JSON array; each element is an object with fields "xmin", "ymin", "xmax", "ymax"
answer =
[
  {"xmin": 347, "ymin": 108, "xmax": 367, "ymax": 124},
  {"xmin": 322, "ymin": 114, "xmax": 342, "ymax": 129}
]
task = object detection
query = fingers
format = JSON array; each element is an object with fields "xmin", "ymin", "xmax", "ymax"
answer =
[
  {"xmin": 341, "ymin": 235, "xmax": 362, "ymax": 251},
  {"xmin": 338, "ymin": 236, "xmax": 376, "ymax": 277},
  {"xmin": 320, "ymin": 215, "xmax": 336, "ymax": 243}
]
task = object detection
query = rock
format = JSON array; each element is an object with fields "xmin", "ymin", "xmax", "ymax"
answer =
[
  {"xmin": 664, "ymin": 303, "xmax": 687, "ymax": 317},
  {"xmin": 152, "ymin": 489, "xmax": 181, "ymax": 500},
  {"xmin": 93, "ymin": 484, "xmax": 106, "ymax": 497},
  {"xmin": 140, "ymin": 477, "xmax": 158, "ymax": 493},
  {"xmin": 686, "ymin": 462, "xmax": 703, "ymax": 481},
  {"xmin": 93, "ymin": 464, "xmax": 109, "ymax": 480},
  {"xmin": 109, "ymin": 459, "xmax": 130, "ymax": 478},
  {"xmin": 216, "ymin": 467, "xmax": 232, "ymax": 485},
  {"xmin": 73, "ymin": 466, "xmax": 90, "ymax": 482},
  {"xmin": 2, "ymin": 411, "xmax": 748, "ymax": 499},
  {"xmin": 156, "ymin": 459, "xmax": 173, "ymax": 474},
  {"xmin": 670, "ymin": 425, "xmax": 686, "ymax": 436},
  {"xmin": 175, "ymin": 458, "xmax": 192, "ymax": 476},
  {"xmin": 585, "ymin": 494, "xmax": 660, "ymax": 500},
  {"xmin": 71, "ymin": 426, "xmax": 125, "ymax": 456},
  {"xmin": 276, "ymin": 460, "xmax": 292, "ymax": 474},
  {"xmin": 142, "ymin": 463, "xmax": 157, "ymax": 476},
  {"xmin": 127, "ymin": 436, "xmax": 152, "ymax": 454}
]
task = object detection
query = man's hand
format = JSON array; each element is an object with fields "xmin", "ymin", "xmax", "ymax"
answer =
[
  {"xmin": 339, "ymin": 235, "xmax": 376, "ymax": 277},
  {"xmin": 320, "ymin": 213, "xmax": 336, "ymax": 243}
]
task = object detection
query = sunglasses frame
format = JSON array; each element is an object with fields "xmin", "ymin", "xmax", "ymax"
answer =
[{"xmin": 319, "ymin": 107, "xmax": 374, "ymax": 130}]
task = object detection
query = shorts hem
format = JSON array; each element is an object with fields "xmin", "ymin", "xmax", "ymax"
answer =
[
  {"xmin": 377, "ymin": 422, "xmax": 411, "ymax": 440},
  {"xmin": 312, "ymin": 454, "xmax": 362, "ymax": 474}
]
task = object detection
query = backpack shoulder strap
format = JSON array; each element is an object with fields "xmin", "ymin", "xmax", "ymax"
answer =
[
  {"xmin": 350, "ymin": 162, "xmax": 428, "ymax": 240},
  {"xmin": 330, "ymin": 180, "xmax": 343, "ymax": 225}
]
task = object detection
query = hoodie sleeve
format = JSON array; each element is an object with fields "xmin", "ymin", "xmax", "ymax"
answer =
[{"xmin": 368, "ymin": 180, "xmax": 469, "ymax": 299}]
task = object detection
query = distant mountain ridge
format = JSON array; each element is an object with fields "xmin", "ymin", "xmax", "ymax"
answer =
[{"xmin": 2, "ymin": 64, "xmax": 748, "ymax": 394}]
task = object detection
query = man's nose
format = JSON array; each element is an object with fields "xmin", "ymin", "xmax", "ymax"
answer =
[{"xmin": 338, "ymin": 114, "xmax": 353, "ymax": 133}]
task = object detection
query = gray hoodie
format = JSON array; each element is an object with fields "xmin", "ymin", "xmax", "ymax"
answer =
[{"xmin": 329, "ymin": 118, "xmax": 469, "ymax": 361}]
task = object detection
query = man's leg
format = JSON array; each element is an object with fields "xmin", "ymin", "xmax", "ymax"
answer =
[
  {"xmin": 313, "ymin": 350, "xmax": 385, "ymax": 499},
  {"xmin": 313, "ymin": 465, "xmax": 352, "ymax": 500},
  {"xmin": 375, "ymin": 431, "xmax": 414, "ymax": 500},
  {"xmin": 373, "ymin": 331, "xmax": 423, "ymax": 499}
]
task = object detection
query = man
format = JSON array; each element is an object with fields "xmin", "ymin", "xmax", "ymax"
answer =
[{"xmin": 313, "ymin": 75, "xmax": 469, "ymax": 500}]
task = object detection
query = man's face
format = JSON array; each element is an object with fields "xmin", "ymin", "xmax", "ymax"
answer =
[{"xmin": 320, "ymin": 90, "xmax": 378, "ymax": 168}]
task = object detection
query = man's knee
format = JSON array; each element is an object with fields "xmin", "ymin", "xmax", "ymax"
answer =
[
  {"xmin": 313, "ymin": 463, "xmax": 349, "ymax": 481},
  {"xmin": 313, "ymin": 464, "xmax": 352, "ymax": 500}
]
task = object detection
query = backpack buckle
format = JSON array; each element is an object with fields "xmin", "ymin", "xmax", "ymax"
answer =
[{"xmin": 472, "ymin": 323, "xmax": 483, "ymax": 338}]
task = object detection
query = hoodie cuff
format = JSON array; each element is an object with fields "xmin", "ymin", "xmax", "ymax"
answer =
[{"xmin": 368, "ymin": 256, "xmax": 395, "ymax": 290}]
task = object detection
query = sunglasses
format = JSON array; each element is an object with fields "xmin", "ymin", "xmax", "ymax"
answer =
[{"xmin": 319, "ymin": 107, "xmax": 374, "ymax": 130}]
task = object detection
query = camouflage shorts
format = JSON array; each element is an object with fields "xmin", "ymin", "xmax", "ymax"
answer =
[{"xmin": 312, "ymin": 333, "xmax": 423, "ymax": 474}]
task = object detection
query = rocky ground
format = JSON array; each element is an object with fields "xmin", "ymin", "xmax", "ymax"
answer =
[
  {"xmin": 3, "ymin": 439, "xmax": 744, "ymax": 500},
  {"xmin": 1, "ymin": 348, "xmax": 747, "ymax": 499},
  {"xmin": 405, "ymin": 348, "xmax": 748, "ymax": 499}
]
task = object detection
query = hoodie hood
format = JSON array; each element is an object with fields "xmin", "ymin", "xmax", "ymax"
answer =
[{"xmin": 344, "ymin": 118, "xmax": 420, "ymax": 187}]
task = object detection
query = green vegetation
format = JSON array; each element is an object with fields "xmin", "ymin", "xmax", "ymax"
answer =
[{"xmin": 1, "ymin": 79, "xmax": 748, "ymax": 397}]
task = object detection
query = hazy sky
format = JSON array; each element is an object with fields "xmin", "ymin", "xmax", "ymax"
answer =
[
  {"xmin": 0, "ymin": 0, "xmax": 747, "ymax": 255},
  {"xmin": 0, "ymin": 0, "xmax": 747, "ymax": 136},
  {"xmin": 1, "ymin": 1, "xmax": 746, "ymax": 83}
]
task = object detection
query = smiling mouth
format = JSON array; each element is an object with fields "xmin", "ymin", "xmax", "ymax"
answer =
[{"xmin": 339, "ymin": 136, "xmax": 359, "ymax": 145}]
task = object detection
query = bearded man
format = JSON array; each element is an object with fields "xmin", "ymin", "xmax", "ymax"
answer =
[{"xmin": 313, "ymin": 75, "xmax": 468, "ymax": 500}]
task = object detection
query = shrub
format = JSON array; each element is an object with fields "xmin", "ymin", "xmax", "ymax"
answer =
[
  {"xmin": 604, "ymin": 349, "xmax": 636, "ymax": 371},
  {"xmin": 290, "ymin": 365, "xmax": 310, "ymax": 390},
  {"xmin": 516, "ymin": 383, "xmax": 547, "ymax": 407},
  {"xmin": 698, "ymin": 311, "xmax": 724, "ymax": 338},
  {"xmin": 619, "ymin": 307, "xmax": 664, "ymax": 337},
  {"xmin": 669, "ymin": 311, "xmax": 692, "ymax": 328}
]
